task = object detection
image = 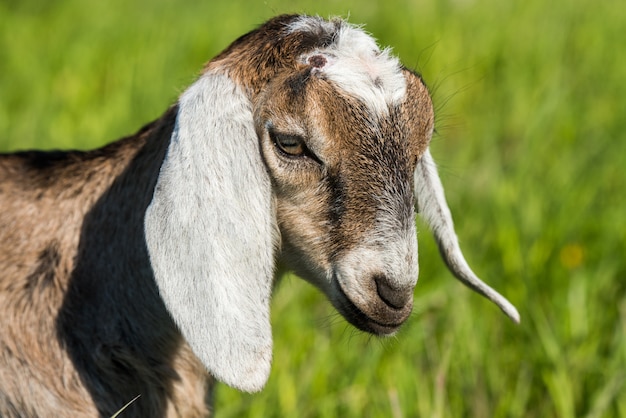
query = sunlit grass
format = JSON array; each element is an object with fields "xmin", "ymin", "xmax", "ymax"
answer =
[{"xmin": 1, "ymin": 0, "xmax": 625, "ymax": 416}]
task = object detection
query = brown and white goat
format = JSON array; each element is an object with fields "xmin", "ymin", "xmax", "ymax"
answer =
[{"xmin": 0, "ymin": 15, "xmax": 519, "ymax": 417}]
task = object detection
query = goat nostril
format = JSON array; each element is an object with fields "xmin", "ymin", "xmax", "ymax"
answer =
[{"xmin": 374, "ymin": 275, "xmax": 412, "ymax": 310}]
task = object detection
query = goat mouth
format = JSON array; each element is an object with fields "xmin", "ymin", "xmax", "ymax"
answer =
[{"xmin": 330, "ymin": 277, "xmax": 410, "ymax": 336}]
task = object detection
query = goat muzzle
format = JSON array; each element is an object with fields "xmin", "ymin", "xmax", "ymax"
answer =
[{"xmin": 332, "ymin": 271, "xmax": 414, "ymax": 336}]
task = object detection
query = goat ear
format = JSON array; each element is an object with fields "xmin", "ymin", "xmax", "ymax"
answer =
[
  {"xmin": 144, "ymin": 72, "xmax": 277, "ymax": 392},
  {"xmin": 415, "ymin": 149, "xmax": 520, "ymax": 323}
]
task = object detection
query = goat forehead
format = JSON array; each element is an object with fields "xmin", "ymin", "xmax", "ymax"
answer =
[
  {"xmin": 307, "ymin": 87, "xmax": 414, "ymax": 166},
  {"xmin": 287, "ymin": 16, "xmax": 407, "ymax": 115}
]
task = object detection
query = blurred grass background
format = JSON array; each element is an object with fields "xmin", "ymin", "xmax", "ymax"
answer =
[{"xmin": 1, "ymin": 0, "xmax": 625, "ymax": 416}]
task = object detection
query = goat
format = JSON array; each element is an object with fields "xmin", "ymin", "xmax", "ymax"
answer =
[{"xmin": 0, "ymin": 14, "xmax": 519, "ymax": 417}]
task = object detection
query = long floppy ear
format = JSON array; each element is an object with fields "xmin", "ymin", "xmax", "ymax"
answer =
[
  {"xmin": 415, "ymin": 149, "xmax": 520, "ymax": 323},
  {"xmin": 144, "ymin": 71, "xmax": 277, "ymax": 392}
]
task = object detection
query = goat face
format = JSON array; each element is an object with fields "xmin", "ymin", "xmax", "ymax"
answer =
[
  {"xmin": 145, "ymin": 14, "xmax": 518, "ymax": 393},
  {"xmin": 255, "ymin": 66, "xmax": 433, "ymax": 335}
]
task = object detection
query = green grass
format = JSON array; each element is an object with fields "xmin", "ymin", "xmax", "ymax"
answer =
[{"xmin": 2, "ymin": 0, "xmax": 625, "ymax": 416}]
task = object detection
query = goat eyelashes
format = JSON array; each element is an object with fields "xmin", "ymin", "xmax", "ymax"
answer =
[{"xmin": 0, "ymin": 15, "xmax": 519, "ymax": 417}]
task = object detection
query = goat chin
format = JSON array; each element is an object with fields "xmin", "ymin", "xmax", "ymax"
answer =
[{"xmin": 0, "ymin": 14, "xmax": 518, "ymax": 417}]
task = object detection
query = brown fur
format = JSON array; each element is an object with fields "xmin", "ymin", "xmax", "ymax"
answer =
[
  {"xmin": 0, "ymin": 107, "xmax": 214, "ymax": 417},
  {"xmin": 0, "ymin": 15, "xmax": 434, "ymax": 416}
]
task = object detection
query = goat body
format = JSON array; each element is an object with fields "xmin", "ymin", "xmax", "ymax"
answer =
[
  {"xmin": 0, "ymin": 111, "xmax": 213, "ymax": 416},
  {"xmin": 0, "ymin": 15, "xmax": 518, "ymax": 417}
]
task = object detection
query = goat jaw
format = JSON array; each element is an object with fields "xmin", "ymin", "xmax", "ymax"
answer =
[{"xmin": 414, "ymin": 149, "xmax": 520, "ymax": 324}]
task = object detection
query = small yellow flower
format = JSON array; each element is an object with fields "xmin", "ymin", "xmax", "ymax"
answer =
[{"xmin": 559, "ymin": 243, "xmax": 584, "ymax": 269}]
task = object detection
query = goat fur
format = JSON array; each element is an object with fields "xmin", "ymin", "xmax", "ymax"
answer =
[{"xmin": 0, "ymin": 14, "xmax": 518, "ymax": 417}]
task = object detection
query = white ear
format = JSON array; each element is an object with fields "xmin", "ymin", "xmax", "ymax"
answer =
[
  {"xmin": 144, "ymin": 72, "xmax": 277, "ymax": 392},
  {"xmin": 415, "ymin": 149, "xmax": 520, "ymax": 323}
]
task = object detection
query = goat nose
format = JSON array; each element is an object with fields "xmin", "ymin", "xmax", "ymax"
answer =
[{"xmin": 374, "ymin": 275, "xmax": 413, "ymax": 309}]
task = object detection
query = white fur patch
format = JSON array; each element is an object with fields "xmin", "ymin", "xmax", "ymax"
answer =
[{"xmin": 288, "ymin": 16, "xmax": 406, "ymax": 115}]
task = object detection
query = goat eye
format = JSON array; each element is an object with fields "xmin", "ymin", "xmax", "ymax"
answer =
[{"xmin": 270, "ymin": 131, "xmax": 306, "ymax": 157}]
